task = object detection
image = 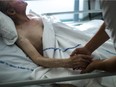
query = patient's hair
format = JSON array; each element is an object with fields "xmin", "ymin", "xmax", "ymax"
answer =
[{"xmin": 0, "ymin": 1, "xmax": 10, "ymax": 14}]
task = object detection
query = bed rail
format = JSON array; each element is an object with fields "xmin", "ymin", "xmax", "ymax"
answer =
[
  {"xmin": 42, "ymin": 10, "xmax": 102, "ymax": 16},
  {"xmin": 0, "ymin": 72, "xmax": 116, "ymax": 87}
]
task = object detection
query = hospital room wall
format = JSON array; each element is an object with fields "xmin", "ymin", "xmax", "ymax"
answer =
[
  {"xmin": 25, "ymin": 0, "xmax": 101, "ymax": 22},
  {"xmin": 25, "ymin": 0, "xmax": 75, "ymax": 21}
]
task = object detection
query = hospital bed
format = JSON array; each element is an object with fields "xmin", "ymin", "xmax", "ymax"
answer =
[
  {"xmin": 0, "ymin": 11, "xmax": 116, "ymax": 87},
  {"xmin": 1, "ymin": 1, "xmax": 116, "ymax": 87}
]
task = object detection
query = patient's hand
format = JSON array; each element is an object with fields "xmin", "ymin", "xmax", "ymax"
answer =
[
  {"xmin": 69, "ymin": 54, "xmax": 92, "ymax": 70},
  {"xmin": 70, "ymin": 47, "xmax": 91, "ymax": 57}
]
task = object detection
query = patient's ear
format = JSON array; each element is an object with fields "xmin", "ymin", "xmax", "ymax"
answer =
[{"xmin": 7, "ymin": 8, "xmax": 16, "ymax": 16}]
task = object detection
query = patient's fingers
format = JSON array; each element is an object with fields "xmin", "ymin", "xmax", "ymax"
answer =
[
  {"xmin": 73, "ymin": 62, "xmax": 88, "ymax": 70},
  {"xmin": 72, "ymin": 54, "xmax": 93, "ymax": 65},
  {"xmin": 77, "ymin": 54, "xmax": 93, "ymax": 61},
  {"xmin": 76, "ymin": 57, "xmax": 92, "ymax": 63},
  {"xmin": 72, "ymin": 60, "xmax": 90, "ymax": 70},
  {"xmin": 72, "ymin": 54, "xmax": 93, "ymax": 70}
]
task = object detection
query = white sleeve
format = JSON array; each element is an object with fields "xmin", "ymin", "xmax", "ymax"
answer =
[{"xmin": 101, "ymin": 0, "xmax": 116, "ymax": 47}]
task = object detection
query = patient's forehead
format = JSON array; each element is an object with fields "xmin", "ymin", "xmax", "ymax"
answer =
[
  {"xmin": 0, "ymin": 0, "xmax": 13, "ymax": 6},
  {"xmin": 7, "ymin": 0, "xmax": 25, "ymax": 8},
  {"xmin": 2, "ymin": 0, "xmax": 17, "ymax": 1},
  {"xmin": 3, "ymin": 0, "xmax": 22, "ymax": 5}
]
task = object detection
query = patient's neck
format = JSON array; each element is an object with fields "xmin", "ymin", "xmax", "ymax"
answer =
[{"xmin": 13, "ymin": 14, "xmax": 30, "ymax": 26}]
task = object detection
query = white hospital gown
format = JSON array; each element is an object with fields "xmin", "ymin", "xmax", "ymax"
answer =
[{"xmin": 101, "ymin": 0, "xmax": 116, "ymax": 49}]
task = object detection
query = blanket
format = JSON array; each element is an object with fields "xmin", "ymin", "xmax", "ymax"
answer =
[
  {"xmin": 0, "ymin": 15, "xmax": 116, "ymax": 87},
  {"xmin": 31, "ymin": 16, "xmax": 116, "ymax": 87}
]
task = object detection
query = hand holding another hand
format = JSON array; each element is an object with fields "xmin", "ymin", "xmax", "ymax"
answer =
[
  {"xmin": 70, "ymin": 47, "xmax": 91, "ymax": 57},
  {"xmin": 69, "ymin": 54, "xmax": 93, "ymax": 70}
]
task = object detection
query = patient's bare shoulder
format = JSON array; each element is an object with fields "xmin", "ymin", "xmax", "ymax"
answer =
[
  {"xmin": 27, "ymin": 13, "xmax": 40, "ymax": 19},
  {"xmin": 27, "ymin": 13, "xmax": 43, "ymax": 26}
]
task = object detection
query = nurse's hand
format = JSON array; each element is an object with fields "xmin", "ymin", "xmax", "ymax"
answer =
[
  {"xmin": 81, "ymin": 56, "xmax": 116, "ymax": 73},
  {"xmin": 70, "ymin": 47, "xmax": 91, "ymax": 57}
]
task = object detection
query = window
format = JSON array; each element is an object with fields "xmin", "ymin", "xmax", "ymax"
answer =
[
  {"xmin": 25, "ymin": 0, "xmax": 102, "ymax": 22},
  {"xmin": 25, "ymin": 0, "xmax": 75, "ymax": 21}
]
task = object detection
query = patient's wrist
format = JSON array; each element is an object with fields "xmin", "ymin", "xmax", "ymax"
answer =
[{"xmin": 62, "ymin": 59, "xmax": 72, "ymax": 68}]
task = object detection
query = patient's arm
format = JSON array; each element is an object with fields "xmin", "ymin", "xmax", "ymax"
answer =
[{"xmin": 16, "ymin": 34, "xmax": 92, "ymax": 68}]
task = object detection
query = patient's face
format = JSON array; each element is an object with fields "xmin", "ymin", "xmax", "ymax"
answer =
[{"xmin": 8, "ymin": 0, "xmax": 27, "ymax": 14}]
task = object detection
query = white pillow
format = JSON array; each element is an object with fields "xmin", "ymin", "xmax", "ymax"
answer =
[{"xmin": 0, "ymin": 11, "xmax": 18, "ymax": 45}]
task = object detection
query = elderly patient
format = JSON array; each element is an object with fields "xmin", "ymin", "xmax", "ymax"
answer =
[{"xmin": 0, "ymin": 0, "xmax": 92, "ymax": 87}]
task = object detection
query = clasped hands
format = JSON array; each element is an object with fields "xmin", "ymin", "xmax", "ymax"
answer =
[
  {"xmin": 70, "ymin": 47, "xmax": 116, "ymax": 73},
  {"xmin": 70, "ymin": 47, "xmax": 97, "ymax": 73}
]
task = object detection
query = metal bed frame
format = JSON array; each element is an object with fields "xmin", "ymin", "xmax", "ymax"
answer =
[
  {"xmin": 0, "ymin": 72, "xmax": 116, "ymax": 87},
  {"xmin": 42, "ymin": 10, "xmax": 102, "ymax": 16}
]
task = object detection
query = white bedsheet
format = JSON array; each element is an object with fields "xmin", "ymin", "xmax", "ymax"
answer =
[
  {"xmin": 0, "ymin": 15, "xmax": 116, "ymax": 87},
  {"xmin": 31, "ymin": 16, "xmax": 116, "ymax": 87}
]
